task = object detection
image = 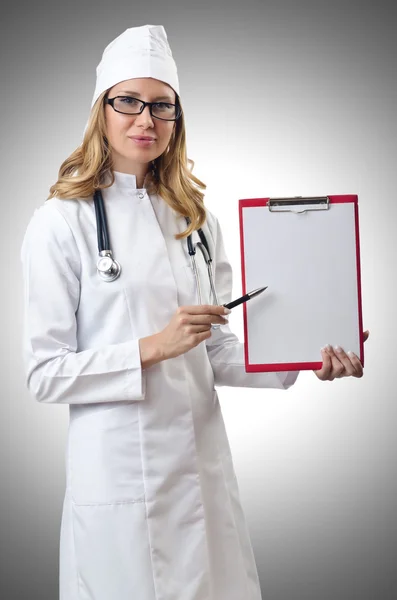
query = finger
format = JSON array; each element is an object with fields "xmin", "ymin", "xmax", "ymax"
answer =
[
  {"xmin": 346, "ymin": 351, "xmax": 364, "ymax": 378},
  {"xmin": 193, "ymin": 330, "xmax": 212, "ymax": 345},
  {"xmin": 363, "ymin": 330, "xmax": 370, "ymax": 342},
  {"xmin": 181, "ymin": 304, "xmax": 230, "ymax": 316},
  {"xmin": 184, "ymin": 324, "xmax": 212, "ymax": 334},
  {"xmin": 332, "ymin": 346, "xmax": 359, "ymax": 377},
  {"xmin": 180, "ymin": 314, "xmax": 228, "ymax": 326},
  {"xmin": 325, "ymin": 346, "xmax": 346, "ymax": 380},
  {"xmin": 314, "ymin": 348, "xmax": 333, "ymax": 380}
]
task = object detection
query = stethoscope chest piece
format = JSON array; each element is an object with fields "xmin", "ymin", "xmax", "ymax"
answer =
[{"xmin": 97, "ymin": 250, "xmax": 121, "ymax": 282}]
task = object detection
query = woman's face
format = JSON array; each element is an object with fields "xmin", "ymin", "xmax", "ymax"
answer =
[{"xmin": 104, "ymin": 77, "xmax": 177, "ymax": 173}]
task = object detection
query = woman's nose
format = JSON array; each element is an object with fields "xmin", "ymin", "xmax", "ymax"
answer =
[{"xmin": 135, "ymin": 105, "xmax": 154, "ymax": 126}]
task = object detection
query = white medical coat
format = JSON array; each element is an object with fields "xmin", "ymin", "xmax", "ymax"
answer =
[{"xmin": 20, "ymin": 171, "xmax": 299, "ymax": 600}]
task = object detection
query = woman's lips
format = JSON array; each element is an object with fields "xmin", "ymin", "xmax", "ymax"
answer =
[{"xmin": 129, "ymin": 137, "xmax": 156, "ymax": 146}]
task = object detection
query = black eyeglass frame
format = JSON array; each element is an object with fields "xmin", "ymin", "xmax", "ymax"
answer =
[{"xmin": 105, "ymin": 95, "xmax": 182, "ymax": 121}]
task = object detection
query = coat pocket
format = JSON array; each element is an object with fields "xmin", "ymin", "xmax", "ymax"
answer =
[{"xmin": 69, "ymin": 404, "xmax": 145, "ymax": 505}]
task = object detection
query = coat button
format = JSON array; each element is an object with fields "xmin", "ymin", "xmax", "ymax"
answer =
[{"xmin": 138, "ymin": 192, "xmax": 145, "ymax": 199}]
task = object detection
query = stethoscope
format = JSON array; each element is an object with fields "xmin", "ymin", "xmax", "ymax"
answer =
[{"xmin": 93, "ymin": 189, "xmax": 220, "ymax": 307}]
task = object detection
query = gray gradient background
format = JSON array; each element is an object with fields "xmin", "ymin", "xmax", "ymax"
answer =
[{"xmin": 3, "ymin": 0, "xmax": 396, "ymax": 598}]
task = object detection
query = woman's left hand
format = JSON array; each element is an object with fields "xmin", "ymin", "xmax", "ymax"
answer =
[{"xmin": 313, "ymin": 330, "xmax": 370, "ymax": 381}]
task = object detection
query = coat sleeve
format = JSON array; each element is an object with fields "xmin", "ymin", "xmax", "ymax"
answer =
[
  {"xmin": 20, "ymin": 202, "xmax": 146, "ymax": 405},
  {"xmin": 204, "ymin": 211, "xmax": 300, "ymax": 391}
]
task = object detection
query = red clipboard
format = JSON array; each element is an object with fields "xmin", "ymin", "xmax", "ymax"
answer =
[{"xmin": 238, "ymin": 195, "xmax": 364, "ymax": 372}]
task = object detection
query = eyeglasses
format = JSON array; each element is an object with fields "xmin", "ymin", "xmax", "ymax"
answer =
[{"xmin": 105, "ymin": 96, "xmax": 182, "ymax": 121}]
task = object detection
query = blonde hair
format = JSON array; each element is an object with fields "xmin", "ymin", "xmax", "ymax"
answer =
[{"xmin": 47, "ymin": 90, "xmax": 207, "ymax": 239}]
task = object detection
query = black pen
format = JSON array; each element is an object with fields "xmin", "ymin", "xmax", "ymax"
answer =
[{"xmin": 223, "ymin": 286, "xmax": 268, "ymax": 310}]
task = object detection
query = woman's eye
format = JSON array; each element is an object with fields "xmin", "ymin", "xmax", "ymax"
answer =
[
  {"xmin": 155, "ymin": 103, "xmax": 171, "ymax": 110},
  {"xmin": 120, "ymin": 97, "xmax": 138, "ymax": 105}
]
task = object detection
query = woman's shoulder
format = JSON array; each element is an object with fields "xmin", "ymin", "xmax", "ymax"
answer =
[
  {"xmin": 26, "ymin": 195, "xmax": 91, "ymax": 234},
  {"xmin": 203, "ymin": 206, "xmax": 221, "ymax": 245},
  {"xmin": 21, "ymin": 197, "xmax": 83, "ymax": 265},
  {"xmin": 24, "ymin": 198, "xmax": 72, "ymax": 240}
]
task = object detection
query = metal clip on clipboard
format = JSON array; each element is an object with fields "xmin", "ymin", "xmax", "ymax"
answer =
[{"xmin": 268, "ymin": 196, "xmax": 330, "ymax": 214}]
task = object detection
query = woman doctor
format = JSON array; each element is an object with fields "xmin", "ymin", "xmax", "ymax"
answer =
[{"xmin": 20, "ymin": 24, "xmax": 369, "ymax": 600}]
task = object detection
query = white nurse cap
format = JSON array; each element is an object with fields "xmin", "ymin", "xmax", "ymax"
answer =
[{"xmin": 90, "ymin": 24, "xmax": 180, "ymax": 109}]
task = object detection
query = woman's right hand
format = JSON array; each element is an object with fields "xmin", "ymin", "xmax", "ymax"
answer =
[{"xmin": 139, "ymin": 305, "xmax": 231, "ymax": 368}]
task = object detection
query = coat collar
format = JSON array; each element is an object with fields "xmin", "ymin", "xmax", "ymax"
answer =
[{"xmin": 103, "ymin": 170, "xmax": 151, "ymax": 196}]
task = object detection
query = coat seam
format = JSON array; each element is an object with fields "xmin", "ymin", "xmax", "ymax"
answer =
[
  {"xmin": 182, "ymin": 352, "xmax": 213, "ymax": 598},
  {"xmin": 137, "ymin": 399, "xmax": 158, "ymax": 600},
  {"xmin": 218, "ymin": 456, "xmax": 251, "ymax": 599},
  {"xmin": 70, "ymin": 499, "xmax": 145, "ymax": 506},
  {"xmin": 69, "ymin": 497, "xmax": 84, "ymax": 599},
  {"xmin": 65, "ymin": 436, "xmax": 84, "ymax": 600}
]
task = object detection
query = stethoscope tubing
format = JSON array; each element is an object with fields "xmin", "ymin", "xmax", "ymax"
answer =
[
  {"xmin": 94, "ymin": 189, "xmax": 110, "ymax": 252},
  {"xmin": 93, "ymin": 190, "xmax": 220, "ymax": 313}
]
